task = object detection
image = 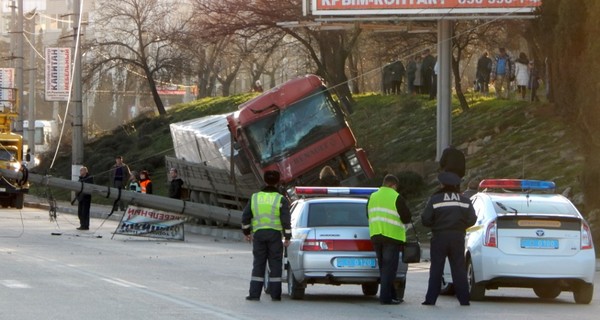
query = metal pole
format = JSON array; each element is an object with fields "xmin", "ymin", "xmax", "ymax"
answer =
[
  {"xmin": 436, "ymin": 19, "xmax": 453, "ymax": 161},
  {"xmin": 0, "ymin": 168, "xmax": 243, "ymax": 227},
  {"xmin": 16, "ymin": 0, "xmax": 23, "ymax": 133},
  {"xmin": 27, "ymin": 12, "xmax": 36, "ymax": 160},
  {"xmin": 72, "ymin": 0, "xmax": 84, "ymax": 177}
]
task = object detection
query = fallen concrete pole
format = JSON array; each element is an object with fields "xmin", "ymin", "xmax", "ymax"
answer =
[{"xmin": 0, "ymin": 168, "xmax": 243, "ymax": 227}]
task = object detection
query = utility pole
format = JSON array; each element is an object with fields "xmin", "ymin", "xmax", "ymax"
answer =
[
  {"xmin": 16, "ymin": 0, "xmax": 23, "ymax": 133},
  {"xmin": 72, "ymin": 0, "xmax": 84, "ymax": 180},
  {"xmin": 27, "ymin": 11, "xmax": 36, "ymax": 159}
]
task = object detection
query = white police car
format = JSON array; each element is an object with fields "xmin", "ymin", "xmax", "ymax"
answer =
[
  {"xmin": 283, "ymin": 187, "xmax": 409, "ymax": 300},
  {"xmin": 441, "ymin": 179, "xmax": 595, "ymax": 304}
]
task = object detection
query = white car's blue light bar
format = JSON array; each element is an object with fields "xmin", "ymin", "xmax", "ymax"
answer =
[{"xmin": 295, "ymin": 186, "xmax": 378, "ymax": 195}]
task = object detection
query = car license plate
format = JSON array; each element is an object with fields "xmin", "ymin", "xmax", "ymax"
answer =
[
  {"xmin": 335, "ymin": 258, "xmax": 377, "ymax": 268},
  {"xmin": 0, "ymin": 187, "xmax": 5, "ymax": 192},
  {"xmin": 520, "ymin": 238, "xmax": 559, "ymax": 249}
]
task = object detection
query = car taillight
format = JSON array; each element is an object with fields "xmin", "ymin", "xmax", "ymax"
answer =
[
  {"xmin": 581, "ymin": 222, "xmax": 594, "ymax": 250},
  {"xmin": 483, "ymin": 221, "xmax": 497, "ymax": 247},
  {"xmin": 301, "ymin": 239, "xmax": 373, "ymax": 251}
]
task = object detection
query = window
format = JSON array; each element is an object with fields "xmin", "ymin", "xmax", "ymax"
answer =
[
  {"xmin": 307, "ymin": 202, "xmax": 368, "ymax": 227},
  {"xmin": 244, "ymin": 89, "xmax": 345, "ymax": 165}
]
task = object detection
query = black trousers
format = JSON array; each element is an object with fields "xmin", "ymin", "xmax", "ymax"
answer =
[
  {"xmin": 424, "ymin": 230, "xmax": 470, "ymax": 305},
  {"xmin": 78, "ymin": 196, "xmax": 91, "ymax": 228},
  {"xmin": 248, "ymin": 229, "xmax": 283, "ymax": 299},
  {"xmin": 373, "ymin": 240, "xmax": 401, "ymax": 303}
]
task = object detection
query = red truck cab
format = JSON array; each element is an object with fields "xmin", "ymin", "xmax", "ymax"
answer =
[{"xmin": 227, "ymin": 74, "xmax": 373, "ymax": 187}]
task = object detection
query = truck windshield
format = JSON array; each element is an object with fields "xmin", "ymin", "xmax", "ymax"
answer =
[
  {"xmin": 0, "ymin": 149, "xmax": 16, "ymax": 161},
  {"xmin": 244, "ymin": 89, "xmax": 345, "ymax": 166}
]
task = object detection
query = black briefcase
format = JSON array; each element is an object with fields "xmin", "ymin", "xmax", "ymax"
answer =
[
  {"xmin": 402, "ymin": 221, "xmax": 421, "ymax": 263},
  {"xmin": 402, "ymin": 241, "xmax": 421, "ymax": 263}
]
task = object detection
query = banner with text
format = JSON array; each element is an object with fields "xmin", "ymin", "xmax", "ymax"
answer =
[
  {"xmin": 312, "ymin": 0, "xmax": 542, "ymax": 15},
  {"xmin": 115, "ymin": 205, "xmax": 186, "ymax": 240},
  {"xmin": 0, "ymin": 68, "xmax": 15, "ymax": 110},
  {"xmin": 45, "ymin": 47, "xmax": 71, "ymax": 101}
]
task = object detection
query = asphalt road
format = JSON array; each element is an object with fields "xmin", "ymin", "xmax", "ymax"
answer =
[{"xmin": 1, "ymin": 204, "xmax": 599, "ymax": 320}]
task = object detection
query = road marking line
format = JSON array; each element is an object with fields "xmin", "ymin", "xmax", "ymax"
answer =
[
  {"xmin": 101, "ymin": 278, "xmax": 146, "ymax": 288},
  {"xmin": 0, "ymin": 280, "xmax": 31, "ymax": 288}
]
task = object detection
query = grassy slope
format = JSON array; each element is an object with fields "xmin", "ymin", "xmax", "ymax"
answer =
[{"xmin": 36, "ymin": 92, "xmax": 583, "ymax": 216}]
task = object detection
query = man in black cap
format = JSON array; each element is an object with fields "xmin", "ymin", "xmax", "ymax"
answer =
[
  {"xmin": 241, "ymin": 170, "xmax": 291, "ymax": 301},
  {"xmin": 421, "ymin": 172, "xmax": 476, "ymax": 306},
  {"xmin": 439, "ymin": 145, "xmax": 466, "ymax": 179}
]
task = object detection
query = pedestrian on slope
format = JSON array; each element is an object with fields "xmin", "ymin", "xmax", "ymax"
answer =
[
  {"xmin": 127, "ymin": 171, "xmax": 141, "ymax": 193},
  {"xmin": 367, "ymin": 174, "xmax": 412, "ymax": 305},
  {"xmin": 514, "ymin": 52, "xmax": 530, "ymax": 100},
  {"xmin": 109, "ymin": 155, "xmax": 131, "ymax": 211},
  {"xmin": 242, "ymin": 170, "xmax": 291, "ymax": 302},
  {"xmin": 139, "ymin": 170, "xmax": 153, "ymax": 194},
  {"xmin": 476, "ymin": 51, "xmax": 492, "ymax": 94},
  {"xmin": 491, "ymin": 47, "xmax": 514, "ymax": 99},
  {"xmin": 76, "ymin": 166, "xmax": 94, "ymax": 230},
  {"xmin": 421, "ymin": 172, "xmax": 477, "ymax": 306},
  {"xmin": 168, "ymin": 168, "xmax": 185, "ymax": 199}
]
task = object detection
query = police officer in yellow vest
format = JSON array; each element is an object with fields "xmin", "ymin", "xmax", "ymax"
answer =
[
  {"xmin": 367, "ymin": 174, "xmax": 412, "ymax": 305},
  {"xmin": 242, "ymin": 170, "xmax": 291, "ymax": 301}
]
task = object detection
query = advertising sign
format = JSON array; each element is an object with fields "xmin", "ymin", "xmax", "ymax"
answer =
[
  {"xmin": 312, "ymin": 0, "xmax": 542, "ymax": 16},
  {"xmin": 115, "ymin": 205, "xmax": 186, "ymax": 240},
  {"xmin": 45, "ymin": 47, "xmax": 71, "ymax": 101},
  {"xmin": 0, "ymin": 68, "xmax": 15, "ymax": 110}
]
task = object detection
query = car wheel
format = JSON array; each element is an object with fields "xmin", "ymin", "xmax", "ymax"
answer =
[
  {"xmin": 361, "ymin": 283, "xmax": 378, "ymax": 296},
  {"xmin": 533, "ymin": 286, "xmax": 561, "ymax": 299},
  {"xmin": 573, "ymin": 283, "xmax": 594, "ymax": 304},
  {"xmin": 394, "ymin": 277, "xmax": 406, "ymax": 301},
  {"xmin": 467, "ymin": 259, "xmax": 485, "ymax": 301},
  {"xmin": 287, "ymin": 265, "xmax": 305, "ymax": 300},
  {"xmin": 440, "ymin": 275, "xmax": 455, "ymax": 295}
]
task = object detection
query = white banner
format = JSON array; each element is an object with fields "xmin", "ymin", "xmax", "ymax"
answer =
[
  {"xmin": 0, "ymin": 68, "xmax": 15, "ymax": 110},
  {"xmin": 311, "ymin": 0, "xmax": 542, "ymax": 15},
  {"xmin": 115, "ymin": 205, "xmax": 186, "ymax": 240},
  {"xmin": 45, "ymin": 47, "xmax": 71, "ymax": 101}
]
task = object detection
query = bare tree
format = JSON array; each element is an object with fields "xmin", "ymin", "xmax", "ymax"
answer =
[
  {"xmin": 191, "ymin": 0, "xmax": 361, "ymax": 105},
  {"xmin": 87, "ymin": 0, "xmax": 192, "ymax": 115}
]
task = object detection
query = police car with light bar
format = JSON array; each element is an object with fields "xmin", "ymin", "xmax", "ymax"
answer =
[
  {"xmin": 441, "ymin": 179, "xmax": 595, "ymax": 304},
  {"xmin": 284, "ymin": 187, "xmax": 409, "ymax": 300}
]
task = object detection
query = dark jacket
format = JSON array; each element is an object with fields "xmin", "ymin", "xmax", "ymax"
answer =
[
  {"xmin": 421, "ymin": 187, "xmax": 476, "ymax": 234},
  {"xmin": 241, "ymin": 186, "xmax": 292, "ymax": 240},
  {"xmin": 169, "ymin": 178, "xmax": 184, "ymax": 199},
  {"xmin": 77, "ymin": 174, "xmax": 94, "ymax": 202},
  {"xmin": 476, "ymin": 55, "xmax": 492, "ymax": 82}
]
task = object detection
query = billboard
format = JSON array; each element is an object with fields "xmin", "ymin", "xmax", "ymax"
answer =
[
  {"xmin": 311, "ymin": 0, "xmax": 542, "ymax": 16},
  {"xmin": 45, "ymin": 47, "xmax": 71, "ymax": 101},
  {"xmin": 0, "ymin": 68, "xmax": 15, "ymax": 110}
]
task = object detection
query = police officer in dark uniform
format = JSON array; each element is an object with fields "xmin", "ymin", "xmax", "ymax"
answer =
[
  {"xmin": 439, "ymin": 145, "xmax": 466, "ymax": 179},
  {"xmin": 421, "ymin": 172, "xmax": 476, "ymax": 306},
  {"xmin": 242, "ymin": 170, "xmax": 291, "ymax": 301}
]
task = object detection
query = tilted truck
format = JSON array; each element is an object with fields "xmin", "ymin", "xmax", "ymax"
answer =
[
  {"xmin": 166, "ymin": 74, "xmax": 375, "ymax": 212},
  {"xmin": 0, "ymin": 111, "xmax": 29, "ymax": 209}
]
